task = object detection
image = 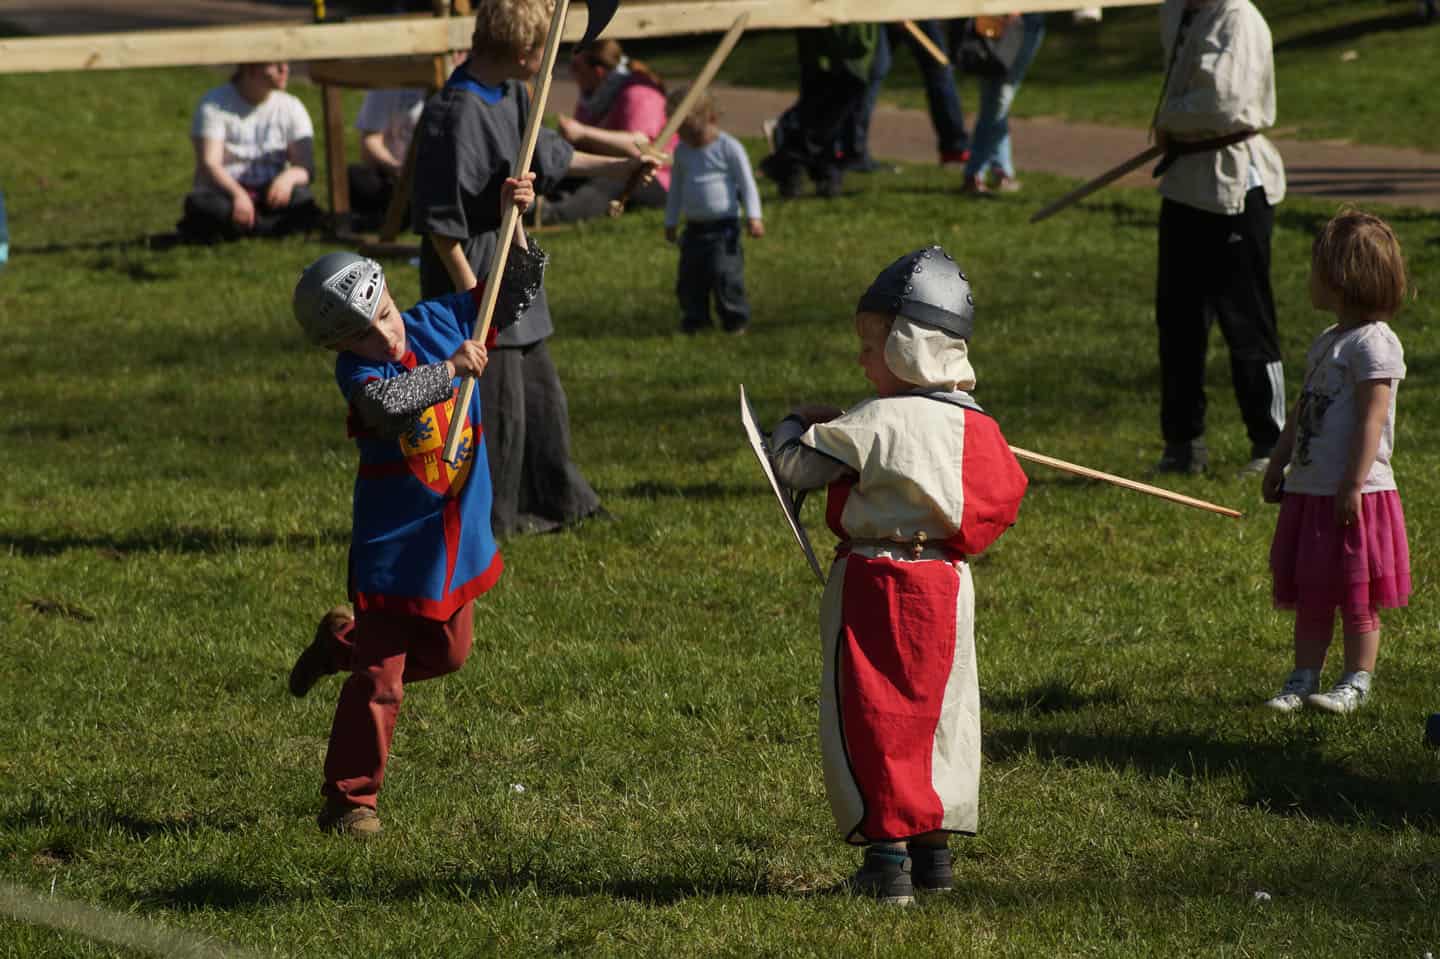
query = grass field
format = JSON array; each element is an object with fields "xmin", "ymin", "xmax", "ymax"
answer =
[
  {"xmin": 633, "ymin": 0, "xmax": 1440, "ymax": 153},
  {"xmin": 3, "ymin": 54, "xmax": 1440, "ymax": 957}
]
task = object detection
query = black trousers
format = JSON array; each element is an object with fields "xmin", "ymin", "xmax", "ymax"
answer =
[
  {"xmin": 542, "ymin": 176, "xmax": 667, "ymax": 225},
  {"xmin": 346, "ymin": 163, "xmax": 404, "ymax": 232},
  {"xmin": 1156, "ymin": 187, "xmax": 1284, "ymax": 453},
  {"xmin": 676, "ymin": 220, "xmax": 750, "ymax": 333},
  {"xmin": 478, "ymin": 339, "xmax": 602, "ymax": 538},
  {"xmin": 177, "ymin": 184, "xmax": 320, "ymax": 242}
]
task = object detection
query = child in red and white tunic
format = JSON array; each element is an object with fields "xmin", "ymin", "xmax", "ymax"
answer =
[
  {"xmin": 769, "ymin": 246, "xmax": 1027, "ymax": 905},
  {"xmin": 1262, "ymin": 209, "xmax": 1412, "ymax": 715}
]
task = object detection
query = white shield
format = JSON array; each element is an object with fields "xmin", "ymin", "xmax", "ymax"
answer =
[{"xmin": 739, "ymin": 384, "xmax": 825, "ymax": 584}]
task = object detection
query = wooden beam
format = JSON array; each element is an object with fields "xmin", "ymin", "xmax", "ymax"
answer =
[
  {"xmin": 321, "ymin": 83, "xmax": 350, "ymax": 218},
  {"xmin": 308, "ymin": 56, "xmax": 445, "ymax": 89},
  {"xmin": 0, "ymin": 0, "xmax": 1158, "ymax": 75}
]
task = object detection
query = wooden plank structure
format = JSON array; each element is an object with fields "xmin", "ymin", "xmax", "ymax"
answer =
[{"xmin": 0, "ymin": 0, "xmax": 1157, "ymax": 74}]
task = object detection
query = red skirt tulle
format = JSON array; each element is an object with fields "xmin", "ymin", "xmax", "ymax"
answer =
[{"xmin": 1270, "ymin": 490, "xmax": 1411, "ymax": 613}]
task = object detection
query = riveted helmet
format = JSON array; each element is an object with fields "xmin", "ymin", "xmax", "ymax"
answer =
[
  {"xmin": 292, "ymin": 252, "xmax": 387, "ymax": 347},
  {"xmin": 856, "ymin": 245, "xmax": 975, "ymax": 339}
]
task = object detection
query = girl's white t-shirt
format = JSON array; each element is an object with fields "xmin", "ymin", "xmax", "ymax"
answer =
[
  {"xmin": 190, "ymin": 84, "xmax": 314, "ymax": 191},
  {"xmin": 1285, "ymin": 321, "xmax": 1405, "ymax": 496}
]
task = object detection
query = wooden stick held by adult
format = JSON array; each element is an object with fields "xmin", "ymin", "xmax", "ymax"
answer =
[
  {"xmin": 1028, "ymin": 144, "xmax": 1163, "ymax": 224},
  {"xmin": 607, "ymin": 12, "xmax": 749, "ymax": 218},
  {"xmin": 901, "ymin": 20, "xmax": 949, "ymax": 67},
  {"xmin": 1009, "ymin": 446, "xmax": 1242, "ymax": 518},
  {"xmin": 441, "ymin": 0, "xmax": 618, "ymax": 466}
]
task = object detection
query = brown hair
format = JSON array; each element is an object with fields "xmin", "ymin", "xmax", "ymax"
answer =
[
  {"xmin": 470, "ymin": 0, "xmax": 552, "ymax": 59},
  {"xmin": 665, "ymin": 85, "xmax": 715, "ymax": 121},
  {"xmin": 1312, "ymin": 207, "xmax": 1408, "ymax": 317},
  {"xmin": 581, "ymin": 38, "xmax": 665, "ymax": 92}
]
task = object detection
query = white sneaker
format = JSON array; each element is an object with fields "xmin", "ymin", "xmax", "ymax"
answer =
[
  {"xmin": 762, "ymin": 118, "xmax": 778, "ymax": 154},
  {"xmin": 1264, "ymin": 668, "xmax": 1319, "ymax": 712},
  {"xmin": 1306, "ymin": 671, "xmax": 1372, "ymax": 714}
]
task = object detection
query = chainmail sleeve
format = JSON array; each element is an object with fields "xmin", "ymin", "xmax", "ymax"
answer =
[
  {"xmin": 493, "ymin": 240, "xmax": 549, "ymax": 331},
  {"xmin": 352, "ymin": 362, "xmax": 455, "ymax": 438},
  {"xmin": 771, "ymin": 415, "xmax": 855, "ymax": 491}
]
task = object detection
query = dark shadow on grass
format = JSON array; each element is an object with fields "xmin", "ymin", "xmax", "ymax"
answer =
[
  {"xmin": 144, "ymin": 874, "xmax": 272, "ymax": 912},
  {"xmin": 387, "ymin": 869, "xmax": 777, "ymax": 906},
  {"xmin": 618, "ymin": 480, "xmax": 755, "ymax": 501},
  {"xmin": 4, "ymin": 800, "xmax": 254, "ymax": 841},
  {"xmin": 986, "ymin": 680, "xmax": 1125, "ymax": 715},
  {"xmin": 986, "ymin": 728, "xmax": 1440, "ymax": 828},
  {"xmin": 0, "ymin": 527, "xmax": 349, "ymax": 558},
  {"xmin": 1274, "ymin": 13, "xmax": 1427, "ymax": 51}
]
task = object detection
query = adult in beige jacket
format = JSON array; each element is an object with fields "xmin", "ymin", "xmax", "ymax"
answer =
[{"xmin": 1152, "ymin": 0, "xmax": 1286, "ymax": 477}]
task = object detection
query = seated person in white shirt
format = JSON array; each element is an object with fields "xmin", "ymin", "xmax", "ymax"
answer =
[
  {"xmin": 178, "ymin": 61, "xmax": 320, "ymax": 242},
  {"xmin": 347, "ymin": 88, "xmax": 427, "ymax": 232}
]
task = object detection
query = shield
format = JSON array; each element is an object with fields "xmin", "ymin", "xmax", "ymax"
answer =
[
  {"xmin": 740, "ymin": 384, "xmax": 826, "ymax": 584},
  {"xmin": 577, "ymin": 0, "xmax": 620, "ymax": 49}
]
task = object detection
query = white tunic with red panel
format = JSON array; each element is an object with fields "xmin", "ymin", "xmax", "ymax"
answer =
[{"xmin": 785, "ymin": 392, "xmax": 1026, "ymax": 842}]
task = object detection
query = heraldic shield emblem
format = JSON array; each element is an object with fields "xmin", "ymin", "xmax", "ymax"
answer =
[{"xmin": 399, "ymin": 395, "xmax": 475, "ymax": 497}]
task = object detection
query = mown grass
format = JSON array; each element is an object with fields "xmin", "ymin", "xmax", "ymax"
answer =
[
  {"xmin": 633, "ymin": 0, "xmax": 1440, "ymax": 152},
  {"xmin": 3, "ymin": 64, "xmax": 1440, "ymax": 957}
]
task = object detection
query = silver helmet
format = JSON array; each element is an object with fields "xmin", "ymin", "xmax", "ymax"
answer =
[
  {"xmin": 292, "ymin": 252, "xmax": 387, "ymax": 347},
  {"xmin": 856, "ymin": 245, "xmax": 975, "ymax": 339}
]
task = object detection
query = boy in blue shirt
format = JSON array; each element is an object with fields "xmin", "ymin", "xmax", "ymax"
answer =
[
  {"xmin": 287, "ymin": 174, "xmax": 542, "ymax": 838},
  {"xmin": 663, "ymin": 88, "xmax": 764, "ymax": 335}
]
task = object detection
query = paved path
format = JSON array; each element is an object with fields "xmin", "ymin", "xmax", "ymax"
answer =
[{"xmin": 6, "ymin": 0, "xmax": 1439, "ymax": 211}]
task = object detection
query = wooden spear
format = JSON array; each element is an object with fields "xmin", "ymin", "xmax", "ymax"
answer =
[
  {"xmin": 1028, "ymin": 144, "xmax": 1163, "ymax": 224},
  {"xmin": 441, "ymin": 0, "xmax": 618, "ymax": 466},
  {"xmin": 1010, "ymin": 446, "xmax": 1242, "ymax": 518},
  {"xmin": 606, "ymin": 12, "xmax": 750, "ymax": 218},
  {"xmin": 900, "ymin": 20, "xmax": 949, "ymax": 67}
]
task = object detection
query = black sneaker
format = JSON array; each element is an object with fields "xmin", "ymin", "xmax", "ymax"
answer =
[
  {"xmin": 910, "ymin": 845, "xmax": 954, "ymax": 893},
  {"xmin": 1153, "ymin": 442, "xmax": 1208, "ymax": 475},
  {"xmin": 845, "ymin": 846, "xmax": 914, "ymax": 906}
]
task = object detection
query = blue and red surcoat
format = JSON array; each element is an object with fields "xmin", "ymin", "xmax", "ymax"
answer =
[{"xmin": 335, "ymin": 289, "xmax": 502, "ymax": 620}]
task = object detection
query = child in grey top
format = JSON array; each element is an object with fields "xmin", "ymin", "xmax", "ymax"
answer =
[{"xmin": 663, "ymin": 89, "xmax": 763, "ymax": 334}]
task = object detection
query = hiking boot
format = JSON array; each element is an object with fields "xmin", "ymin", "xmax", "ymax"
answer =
[
  {"xmin": 1307, "ymin": 671, "xmax": 1372, "ymax": 714},
  {"xmin": 844, "ymin": 846, "xmax": 914, "ymax": 906},
  {"xmin": 1264, "ymin": 667, "xmax": 1319, "ymax": 713},
  {"xmin": 1153, "ymin": 441, "xmax": 1208, "ymax": 476},
  {"xmin": 317, "ymin": 801, "xmax": 382, "ymax": 838},
  {"xmin": 910, "ymin": 844, "xmax": 954, "ymax": 893},
  {"xmin": 288, "ymin": 604, "xmax": 352, "ymax": 698}
]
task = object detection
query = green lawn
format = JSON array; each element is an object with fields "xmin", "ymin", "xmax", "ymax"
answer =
[
  {"xmin": 633, "ymin": 0, "xmax": 1440, "ymax": 152},
  {"xmin": 3, "ymin": 64, "xmax": 1440, "ymax": 957}
]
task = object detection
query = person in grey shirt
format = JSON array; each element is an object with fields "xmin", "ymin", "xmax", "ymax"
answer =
[{"xmin": 413, "ymin": 0, "xmax": 652, "ymax": 536}]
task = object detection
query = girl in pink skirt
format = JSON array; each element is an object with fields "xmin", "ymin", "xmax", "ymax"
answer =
[{"xmin": 1261, "ymin": 209, "xmax": 1412, "ymax": 714}]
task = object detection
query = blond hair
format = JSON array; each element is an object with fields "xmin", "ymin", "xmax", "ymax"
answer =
[
  {"xmin": 470, "ymin": 0, "xmax": 553, "ymax": 59},
  {"xmin": 666, "ymin": 85, "xmax": 715, "ymax": 121},
  {"xmin": 1312, "ymin": 207, "xmax": 1408, "ymax": 317}
]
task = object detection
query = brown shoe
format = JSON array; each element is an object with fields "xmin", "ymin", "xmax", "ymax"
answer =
[
  {"xmin": 317, "ymin": 801, "xmax": 382, "ymax": 838},
  {"xmin": 959, "ymin": 174, "xmax": 989, "ymax": 195},
  {"xmin": 288, "ymin": 604, "xmax": 352, "ymax": 698}
]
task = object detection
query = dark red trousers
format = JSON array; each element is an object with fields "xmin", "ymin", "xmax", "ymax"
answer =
[{"xmin": 321, "ymin": 603, "xmax": 474, "ymax": 809}]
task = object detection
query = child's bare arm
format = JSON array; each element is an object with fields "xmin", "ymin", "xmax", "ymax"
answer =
[
  {"xmin": 1334, "ymin": 379, "xmax": 1392, "ymax": 527},
  {"xmin": 1261, "ymin": 395, "xmax": 1301, "ymax": 503}
]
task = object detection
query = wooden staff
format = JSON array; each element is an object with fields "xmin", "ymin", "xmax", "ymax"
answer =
[
  {"xmin": 900, "ymin": 20, "xmax": 949, "ymax": 67},
  {"xmin": 607, "ymin": 12, "xmax": 750, "ymax": 218},
  {"xmin": 441, "ymin": 0, "xmax": 609, "ymax": 465},
  {"xmin": 1010, "ymin": 446, "xmax": 1242, "ymax": 518},
  {"xmin": 1028, "ymin": 144, "xmax": 1163, "ymax": 224}
]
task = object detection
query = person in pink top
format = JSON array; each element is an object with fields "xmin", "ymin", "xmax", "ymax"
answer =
[{"xmin": 545, "ymin": 39, "xmax": 674, "ymax": 222}]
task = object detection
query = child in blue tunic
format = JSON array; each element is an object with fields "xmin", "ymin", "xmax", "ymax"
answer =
[{"xmin": 287, "ymin": 174, "xmax": 543, "ymax": 837}]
